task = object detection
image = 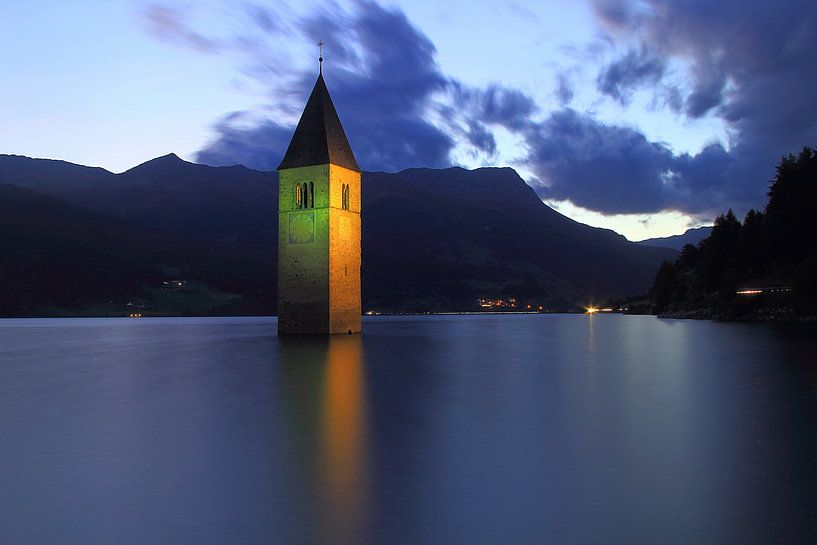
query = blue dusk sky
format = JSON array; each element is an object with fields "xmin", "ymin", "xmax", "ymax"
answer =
[{"xmin": 2, "ymin": 0, "xmax": 815, "ymax": 240}]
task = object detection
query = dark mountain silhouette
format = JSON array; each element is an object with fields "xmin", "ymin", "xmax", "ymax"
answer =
[
  {"xmin": 362, "ymin": 167, "xmax": 675, "ymax": 309},
  {"xmin": 0, "ymin": 155, "xmax": 117, "ymax": 198},
  {"xmin": 637, "ymin": 226, "xmax": 713, "ymax": 250},
  {"xmin": 0, "ymin": 153, "xmax": 675, "ymax": 315},
  {"xmin": 115, "ymin": 154, "xmax": 277, "ymax": 243},
  {"xmin": 0, "ymin": 182, "xmax": 274, "ymax": 316},
  {"xmin": 0, "ymin": 183, "xmax": 169, "ymax": 314}
]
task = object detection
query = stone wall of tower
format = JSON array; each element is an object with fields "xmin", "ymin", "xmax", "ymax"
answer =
[
  {"xmin": 278, "ymin": 164, "xmax": 331, "ymax": 334},
  {"xmin": 277, "ymin": 163, "xmax": 362, "ymax": 334},
  {"xmin": 328, "ymin": 164, "xmax": 362, "ymax": 334}
]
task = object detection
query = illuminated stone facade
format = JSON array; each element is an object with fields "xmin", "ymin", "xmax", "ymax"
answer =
[{"xmin": 277, "ymin": 73, "xmax": 361, "ymax": 335}]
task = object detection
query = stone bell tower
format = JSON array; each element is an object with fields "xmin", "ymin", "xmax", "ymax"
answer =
[{"xmin": 276, "ymin": 50, "xmax": 361, "ymax": 335}]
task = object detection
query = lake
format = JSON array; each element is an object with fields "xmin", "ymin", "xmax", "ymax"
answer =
[{"xmin": 1, "ymin": 315, "xmax": 816, "ymax": 544}]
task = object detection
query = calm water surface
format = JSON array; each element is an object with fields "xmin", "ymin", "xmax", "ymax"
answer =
[{"xmin": 1, "ymin": 315, "xmax": 816, "ymax": 545}]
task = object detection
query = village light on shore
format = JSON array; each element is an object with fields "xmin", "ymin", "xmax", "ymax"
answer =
[{"xmin": 736, "ymin": 287, "xmax": 791, "ymax": 296}]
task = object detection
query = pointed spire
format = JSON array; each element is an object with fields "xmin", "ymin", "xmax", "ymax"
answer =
[{"xmin": 277, "ymin": 69, "xmax": 360, "ymax": 172}]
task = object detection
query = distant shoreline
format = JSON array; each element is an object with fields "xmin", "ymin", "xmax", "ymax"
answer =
[
  {"xmin": 0, "ymin": 310, "xmax": 606, "ymax": 320},
  {"xmin": 3, "ymin": 312, "xmax": 816, "ymax": 325},
  {"xmin": 658, "ymin": 308, "xmax": 817, "ymax": 323}
]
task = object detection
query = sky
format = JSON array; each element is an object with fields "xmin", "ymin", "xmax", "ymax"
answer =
[{"xmin": 2, "ymin": 0, "xmax": 815, "ymax": 241}]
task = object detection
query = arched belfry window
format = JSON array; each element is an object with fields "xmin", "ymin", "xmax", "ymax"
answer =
[
  {"xmin": 295, "ymin": 183, "xmax": 302, "ymax": 208},
  {"xmin": 341, "ymin": 184, "xmax": 349, "ymax": 210},
  {"xmin": 309, "ymin": 182, "xmax": 314, "ymax": 208},
  {"xmin": 301, "ymin": 184, "xmax": 308, "ymax": 209}
]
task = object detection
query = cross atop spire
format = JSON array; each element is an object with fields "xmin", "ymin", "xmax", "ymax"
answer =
[{"xmin": 318, "ymin": 40, "xmax": 325, "ymax": 74}]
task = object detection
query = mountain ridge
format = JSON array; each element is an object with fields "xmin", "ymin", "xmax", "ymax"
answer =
[
  {"xmin": 0, "ymin": 153, "xmax": 676, "ymax": 314},
  {"xmin": 637, "ymin": 226, "xmax": 714, "ymax": 250}
]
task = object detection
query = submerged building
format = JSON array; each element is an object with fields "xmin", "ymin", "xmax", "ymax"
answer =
[{"xmin": 276, "ymin": 62, "xmax": 362, "ymax": 335}]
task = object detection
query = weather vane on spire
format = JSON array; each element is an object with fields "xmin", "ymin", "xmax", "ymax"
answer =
[{"xmin": 318, "ymin": 40, "xmax": 325, "ymax": 74}]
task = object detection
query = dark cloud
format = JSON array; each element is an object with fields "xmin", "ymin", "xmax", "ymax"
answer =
[
  {"xmin": 464, "ymin": 121, "xmax": 497, "ymax": 156},
  {"xmin": 535, "ymin": 0, "xmax": 817, "ymax": 216},
  {"xmin": 526, "ymin": 109, "xmax": 675, "ymax": 213},
  {"xmin": 596, "ymin": 47, "xmax": 666, "ymax": 104},
  {"xmin": 196, "ymin": 113, "xmax": 293, "ymax": 171},
  {"xmin": 445, "ymin": 83, "xmax": 538, "ymax": 158},
  {"xmin": 196, "ymin": 1, "xmax": 453, "ymax": 172},
  {"xmin": 669, "ymin": 143, "xmax": 739, "ymax": 211},
  {"xmin": 523, "ymin": 111, "xmax": 761, "ymax": 217},
  {"xmin": 594, "ymin": 0, "xmax": 817, "ymax": 146},
  {"xmin": 555, "ymin": 74, "xmax": 574, "ymax": 106},
  {"xmin": 148, "ymin": 0, "xmax": 817, "ymax": 221},
  {"xmin": 470, "ymin": 85, "xmax": 537, "ymax": 130},
  {"xmin": 592, "ymin": 0, "xmax": 643, "ymax": 31},
  {"xmin": 193, "ymin": 2, "xmax": 543, "ymax": 172}
]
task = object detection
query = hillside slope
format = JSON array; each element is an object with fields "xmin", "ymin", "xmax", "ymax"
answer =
[
  {"xmin": 363, "ymin": 167, "xmax": 675, "ymax": 308},
  {"xmin": 0, "ymin": 183, "xmax": 273, "ymax": 315},
  {"xmin": 638, "ymin": 226, "xmax": 713, "ymax": 250},
  {"xmin": 0, "ymin": 154, "xmax": 676, "ymax": 313}
]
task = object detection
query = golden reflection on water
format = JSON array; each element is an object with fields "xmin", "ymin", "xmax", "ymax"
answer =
[
  {"xmin": 319, "ymin": 335, "xmax": 368, "ymax": 545},
  {"xmin": 586, "ymin": 313, "xmax": 596, "ymax": 355}
]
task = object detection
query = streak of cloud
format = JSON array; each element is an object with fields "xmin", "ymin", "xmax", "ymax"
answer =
[{"xmin": 143, "ymin": 0, "xmax": 817, "ymax": 220}]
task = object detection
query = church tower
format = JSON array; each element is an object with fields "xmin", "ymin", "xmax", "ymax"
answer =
[{"xmin": 276, "ymin": 57, "xmax": 362, "ymax": 335}]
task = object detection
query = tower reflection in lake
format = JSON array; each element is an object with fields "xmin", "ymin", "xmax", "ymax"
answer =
[{"xmin": 277, "ymin": 335, "xmax": 368, "ymax": 545}]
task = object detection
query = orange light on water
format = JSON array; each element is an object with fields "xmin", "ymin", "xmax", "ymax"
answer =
[{"xmin": 320, "ymin": 336, "xmax": 368, "ymax": 543}]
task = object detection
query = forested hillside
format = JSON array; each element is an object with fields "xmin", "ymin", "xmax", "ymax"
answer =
[{"xmin": 651, "ymin": 147, "xmax": 817, "ymax": 320}]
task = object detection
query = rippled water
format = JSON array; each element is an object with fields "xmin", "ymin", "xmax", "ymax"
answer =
[{"xmin": 1, "ymin": 315, "xmax": 816, "ymax": 545}]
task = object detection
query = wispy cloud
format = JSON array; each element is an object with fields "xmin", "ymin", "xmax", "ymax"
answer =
[
  {"xmin": 142, "ymin": 0, "xmax": 817, "ymax": 219},
  {"xmin": 143, "ymin": 5, "xmax": 221, "ymax": 53}
]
